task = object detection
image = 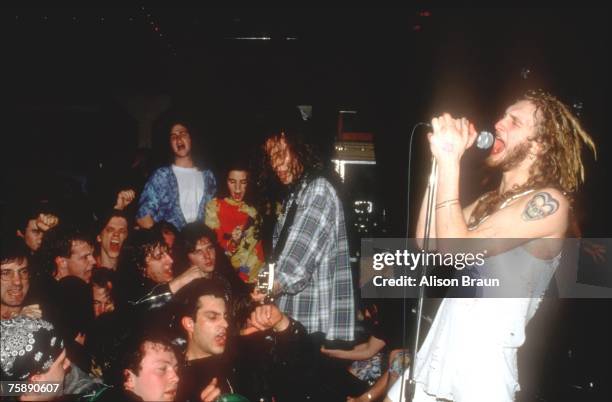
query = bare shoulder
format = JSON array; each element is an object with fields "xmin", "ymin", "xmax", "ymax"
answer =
[
  {"xmin": 518, "ymin": 188, "xmax": 569, "ymax": 222},
  {"xmin": 469, "ymin": 187, "xmax": 569, "ymax": 239},
  {"xmin": 514, "ymin": 187, "xmax": 570, "ymax": 237}
]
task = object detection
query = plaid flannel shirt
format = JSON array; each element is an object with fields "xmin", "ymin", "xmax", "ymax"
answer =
[{"xmin": 273, "ymin": 177, "xmax": 355, "ymax": 342}]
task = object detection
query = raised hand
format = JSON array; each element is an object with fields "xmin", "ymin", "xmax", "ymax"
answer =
[
  {"xmin": 36, "ymin": 213, "xmax": 59, "ymax": 232},
  {"xmin": 20, "ymin": 304, "xmax": 42, "ymax": 319},
  {"xmin": 248, "ymin": 304, "xmax": 290, "ymax": 332},
  {"xmin": 428, "ymin": 113, "xmax": 478, "ymax": 164},
  {"xmin": 168, "ymin": 266, "xmax": 206, "ymax": 294},
  {"xmin": 200, "ymin": 377, "xmax": 221, "ymax": 402},
  {"xmin": 114, "ymin": 189, "xmax": 136, "ymax": 210}
]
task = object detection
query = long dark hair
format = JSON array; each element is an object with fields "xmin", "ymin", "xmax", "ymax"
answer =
[
  {"xmin": 217, "ymin": 157, "xmax": 257, "ymax": 206},
  {"xmin": 115, "ymin": 228, "xmax": 168, "ymax": 304},
  {"xmin": 254, "ymin": 113, "xmax": 345, "ymax": 256},
  {"xmin": 164, "ymin": 118, "xmax": 209, "ymax": 170}
]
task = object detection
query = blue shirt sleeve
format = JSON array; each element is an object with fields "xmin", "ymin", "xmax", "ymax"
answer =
[{"xmin": 136, "ymin": 168, "xmax": 164, "ymax": 221}]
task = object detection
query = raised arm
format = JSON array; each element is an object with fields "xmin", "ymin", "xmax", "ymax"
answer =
[{"xmin": 136, "ymin": 170, "xmax": 162, "ymax": 229}]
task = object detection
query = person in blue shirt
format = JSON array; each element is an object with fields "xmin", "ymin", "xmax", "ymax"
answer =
[{"xmin": 137, "ymin": 120, "xmax": 216, "ymax": 230}]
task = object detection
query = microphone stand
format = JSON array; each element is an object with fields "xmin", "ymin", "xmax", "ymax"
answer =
[{"xmin": 404, "ymin": 157, "xmax": 437, "ymax": 402}]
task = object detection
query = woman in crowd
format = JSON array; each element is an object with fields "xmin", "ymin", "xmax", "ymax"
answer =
[{"xmin": 205, "ymin": 161, "xmax": 264, "ymax": 283}]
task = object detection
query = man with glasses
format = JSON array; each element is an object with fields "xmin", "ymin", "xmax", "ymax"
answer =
[{"xmin": 1, "ymin": 235, "xmax": 41, "ymax": 320}]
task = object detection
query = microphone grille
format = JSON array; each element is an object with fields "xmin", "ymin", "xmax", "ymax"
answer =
[{"xmin": 476, "ymin": 131, "xmax": 494, "ymax": 150}]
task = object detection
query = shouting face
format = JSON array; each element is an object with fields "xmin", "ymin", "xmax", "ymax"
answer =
[
  {"xmin": 169, "ymin": 124, "xmax": 192, "ymax": 159},
  {"xmin": 97, "ymin": 216, "xmax": 129, "ymax": 261},
  {"xmin": 226, "ymin": 170, "xmax": 248, "ymax": 202},
  {"xmin": 488, "ymin": 100, "xmax": 539, "ymax": 171}
]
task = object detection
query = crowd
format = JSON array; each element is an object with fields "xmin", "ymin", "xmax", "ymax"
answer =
[
  {"xmin": 1, "ymin": 115, "xmax": 406, "ymax": 402},
  {"xmin": 1, "ymin": 88, "xmax": 598, "ymax": 401}
]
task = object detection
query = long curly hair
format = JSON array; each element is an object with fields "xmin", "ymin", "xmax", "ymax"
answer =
[
  {"xmin": 255, "ymin": 118, "xmax": 325, "ymax": 213},
  {"xmin": 257, "ymin": 127, "xmax": 323, "ymax": 191},
  {"xmin": 468, "ymin": 90, "xmax": 597, "ymax": 228}
]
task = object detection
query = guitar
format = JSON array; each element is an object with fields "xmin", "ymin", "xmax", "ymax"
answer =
[{"xmin": 255, "ymin": 262, "xmax": 275, "ymax": 304}]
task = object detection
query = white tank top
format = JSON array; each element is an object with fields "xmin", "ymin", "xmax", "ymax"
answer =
[{"xmin": 388, "ymin": 244, "xmax": 561, "ymax": 402}]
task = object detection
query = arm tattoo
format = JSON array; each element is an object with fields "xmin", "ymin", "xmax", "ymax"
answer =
[{"xmin": 521, "ymin": 192, "xmax": 560, "ymax": 221}]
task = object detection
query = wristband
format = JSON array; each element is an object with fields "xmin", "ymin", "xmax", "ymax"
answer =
[{"xmin": 436, "ymin": 198, "xmax": 459, "ymax": 209}]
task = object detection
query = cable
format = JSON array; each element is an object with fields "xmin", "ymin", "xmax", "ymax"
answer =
[
  {"xmin": 399, "ymin": 121, "xmax": 430, "ymax": 402},
  {"xmin": 405, "ymin": 122, "xmax": 430, "ymax": 236}
]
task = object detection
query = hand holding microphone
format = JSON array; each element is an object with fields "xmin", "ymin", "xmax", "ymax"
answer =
[{"xmin": 426, "ymin": 113, "xmax": 493, "ymax": 163}]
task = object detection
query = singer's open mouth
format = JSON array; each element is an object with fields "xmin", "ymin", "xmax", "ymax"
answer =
[{"xmin": 492, "ymin": 136, "xmax": 506, "ymax": 155}]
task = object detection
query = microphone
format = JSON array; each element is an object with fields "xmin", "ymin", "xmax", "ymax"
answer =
[
  {"xmin": 424, "ymin": 123, "xmax": 494, "ymax": 150},
  {"xmin": 475, "ymin": 130, "xmax": 494, "ymax": 150}
]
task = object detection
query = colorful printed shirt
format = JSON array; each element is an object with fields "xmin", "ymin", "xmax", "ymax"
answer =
[
  {"xmin": 137, "ymin": 166, "xmax": 216, "ymax": 230},
  {"xmin": 205, "ymin": 197, "xmax": 265, "ymax": 283}
]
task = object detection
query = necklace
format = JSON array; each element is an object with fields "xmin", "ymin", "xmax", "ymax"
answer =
[
  {"xmin": 468, "ymin": 188, "xmax": 536, "ymax": 230},
  {"xmin": 498, "ymin": 188, "xmax": 536, "ymax": 209}
]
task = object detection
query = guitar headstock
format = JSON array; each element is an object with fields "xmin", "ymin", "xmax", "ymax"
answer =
[{"xmin": 256, "ymin": 263, "xmax": 275, "ymax": 303}]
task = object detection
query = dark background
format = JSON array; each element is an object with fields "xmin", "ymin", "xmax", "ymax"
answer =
[
  {"xmin": 3, "ymin": 6, "xmax": 610, "ymax": 235},
  {"xmin": 3, "ymin": 7, "xmax": 611, "ymax": 400}
]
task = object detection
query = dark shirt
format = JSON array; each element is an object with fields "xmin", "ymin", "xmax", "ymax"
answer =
[
  {"xmin": 367, "ymin": 299, "xmax": 414, "ymax": 351},
  {"xmin": 235, "ymin": 319, "xmax": 341, "ymax": 401},
  {"xmin": 177, "ymin": 354, "xmax": 234, "ymax": 402},
  {"xmin": 177, "ymin": 318, "xmax": 330, "ymax": 402},
  {"xmin": 95, "ymin": 386, "xmax": 144, "ymax": 402}
]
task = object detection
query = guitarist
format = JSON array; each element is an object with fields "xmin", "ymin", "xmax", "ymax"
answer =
[{"xmin": 261, "ymin": 125, "xmax": 363, "ymax": 400}]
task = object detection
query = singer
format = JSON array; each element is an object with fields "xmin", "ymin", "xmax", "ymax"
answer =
[{"xmin": 386, "ymin": 90, "xmax": 596, "ymax": 402}]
